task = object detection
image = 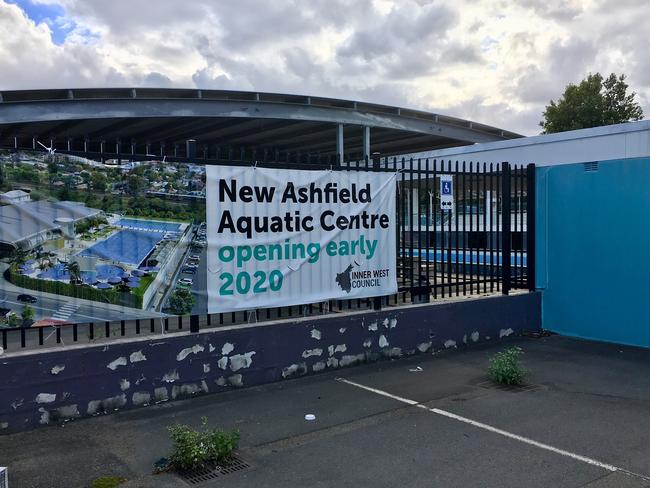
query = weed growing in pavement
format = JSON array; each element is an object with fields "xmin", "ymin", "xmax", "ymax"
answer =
[{"xmin": 488, "ymin": 346, "xmax": 527, "ymax": 385}]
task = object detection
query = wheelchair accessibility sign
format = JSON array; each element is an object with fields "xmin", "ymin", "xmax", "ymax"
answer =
[{"xmin": 440, "ymin": 175, "xmax": 454, "ymax": 211}]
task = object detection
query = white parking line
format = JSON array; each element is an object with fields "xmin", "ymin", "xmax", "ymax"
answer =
[{"xmin": 336, "ymin": 377, "xmax": 650, "ymax": 481}]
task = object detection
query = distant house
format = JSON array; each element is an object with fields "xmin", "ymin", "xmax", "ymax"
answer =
[{"xmin": 0, "ymin": 189, "xmax": 31, "ymax": 204}]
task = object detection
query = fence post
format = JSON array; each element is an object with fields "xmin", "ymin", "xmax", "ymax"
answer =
[
  {"xmin": 526, "ymin": 163, "xmax": 536, "ymax": 292},
  {"xmin": 501, "ymin": 162, "xmax": 511, "ymax": 295},
  {"xmin": 372, "ymin": 151, "xmax": 383, "ymax": 311},
  {"xmin": 190, "ymin": 314, "xmax": 199, "ymax": 333}
]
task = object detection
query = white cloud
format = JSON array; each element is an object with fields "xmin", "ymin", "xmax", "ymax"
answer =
[{"xmin": 1, "ymin": 0, "xmax": 648, "ymax": 135}]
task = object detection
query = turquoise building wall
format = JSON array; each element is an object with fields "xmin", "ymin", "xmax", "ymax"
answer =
[{"xmin": 536, "ymin": 157, "xmax": 650, "ymax": 348}]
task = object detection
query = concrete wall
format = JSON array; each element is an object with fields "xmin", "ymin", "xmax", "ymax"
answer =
[
  {"xmin": 0, "ymin": 292, "xmax": 540, "ymax": 433},
  {"xmin": 536, "ymin": 157, "xmax": 650, "ymax": 347}
]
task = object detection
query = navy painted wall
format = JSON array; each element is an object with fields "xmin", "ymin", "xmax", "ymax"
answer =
[
  {"xmin": 0, "ymin": 293, "xmax": 540, "ymax": 433},
  {"xmin": 536, "ymin": 157, "xmax": 650, "ymax": 348}
]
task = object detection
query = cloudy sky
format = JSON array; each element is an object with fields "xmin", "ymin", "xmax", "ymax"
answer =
[{"xmin": 0, "ymin": 0, "xmax": 648, "ymax": 135}]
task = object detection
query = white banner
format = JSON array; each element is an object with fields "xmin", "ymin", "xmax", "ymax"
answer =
[{"xmin": 206, "ymin": 166, "xmax": 397, "ymax": 312}]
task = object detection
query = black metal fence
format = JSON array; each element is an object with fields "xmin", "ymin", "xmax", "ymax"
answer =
[{"xmin": 0, "ymin": 157, "xmax": 534, "ymax": 351}]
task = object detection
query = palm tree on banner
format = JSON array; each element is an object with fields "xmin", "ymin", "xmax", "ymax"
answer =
[{"xmin": 66, "ymin": 261, "xmax": 82, "ymax": 285}]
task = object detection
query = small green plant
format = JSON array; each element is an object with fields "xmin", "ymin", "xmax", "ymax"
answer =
[
  {"xmin": 168, "ymin": 416, "xmax": 240, "ymax": 471},
  {"xmin": 89, "ymin": 476, "xmax": 126, "ymax": 488},
  {"xmin": 488, "ymin": 346, "xmax": 527, "ymax": 385}
]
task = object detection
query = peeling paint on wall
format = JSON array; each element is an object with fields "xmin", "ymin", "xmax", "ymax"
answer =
[
  {"xmin": 119, "ymin": 379, "xmax": 130, "ymax": 391},
  {"xmin": 50, "ymin": 365, "xmax": 65, "ymax": 375},
  {"xmin": 107, "ymin": 357, "xmax": 127, "ymax": 370},
  {"xmin": 389, "ymin": 318, "xmax": 398, "ymax": 329},
  {"xmin": 55, "ymin": 404, "xmax": 79, "ymax": 419},
  {"xmin": 302, "ymin": 348, "xmax": 323, "ymax": 358},
  {"xmin": 379, "ymin": 335, "xmax": 389, "ymax": 348},
  {"xmin": 363, "ymin": 338, "xmax": 373, "ymax": 348},
  {"xmin": 228, "ymin": 374, "xmax": 243, "ymax": 387},
  {"xmin": 38, "ymin": 407, "xmax": 49, "ymax": 425},
  {"xmin": 132, "ymin": 392, "xmax": 151, "ymax": 406},
  {"xmin": 154, "ymin": 387, "xmax": 169, "ymax": 402},
  {"xmin": 444, "ymin": 339, "xmax": 457, "ymax": 348},
  {"xmin": 282, "ymin": 363, "xmax": 307, "ymax": 378},
  {"xmin": 87, "ymin": 394, "xmax": 127, "ymax": 415},
  {"xmin": 368, "ymin": 321, "xmax": 378, "ymax": 331},
  {"xmin": 176, "ymin": 344, "xmax": 204, "ymax": 361},
  {"xmin": 221, "ymin": 343, "xmax": 234, "ymax": 355},
  {"xmin": 471, "ymin": 331, "xmax": 480, "ymax": 342},
  {"xmin": 162, "ymin": 370, "xmax": 179, "ymax": 383},
  {"xmin": 203, "ymin": 363, "xmax": 211, "ymax": 373},
  {"xmin": 312, "ymin": 361, "xmax": 326, "ymax": 372},
  {"xmin": 229, "ymin": 352, "xmax": 256, "ymax": 372},
  {"xmin": 328, "ymin": 344, "xmax": 347, "ymax": 356},
  {"xmin": 310, "ymin": 328, "xmax": 321, "ymax": 340},
  {"xmin": 35, "ymin": 393, "xmax": 56, "ymax": 404},
  {"xmin": 339, "ymin": 328, "xmax": 346, "ymax": 334},
  {"xmin": 417, "ymin": 341, "xmax": 432, "ymax": 353},
  {"xmin": 499, "ymin": 328, "xmax": 514, "ymax": 338},
  {"xmin": 130, "ymin": 350, "xmax": 147, "ymax": 363},
  {"xmin": 217, "ymin": 357, "xmax": 228, "ymax": 370},
  {"xmin": 340, "ymin": 353, "xmax": 366, "ymax": 367}
]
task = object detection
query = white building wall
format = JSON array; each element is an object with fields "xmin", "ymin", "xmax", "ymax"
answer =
[{"xmin": 403, "ymin": 120, "xmax": 650, "ymax": 167}]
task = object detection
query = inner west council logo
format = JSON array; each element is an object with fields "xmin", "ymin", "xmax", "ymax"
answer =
[{"xmin": 336, "ymin": 260, "xmax": 390, "ymax": 293}]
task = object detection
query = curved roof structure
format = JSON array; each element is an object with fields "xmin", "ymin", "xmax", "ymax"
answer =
[{"xmin": 0, "ymin": 88, "xmax": 522, "ymax": 160}]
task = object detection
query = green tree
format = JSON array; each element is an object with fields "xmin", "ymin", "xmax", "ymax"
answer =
[
  {"xmin": 127, "ymin": 175, "xmax": 147, "ymax": 195},
  {"xmin": 168, "ymin": 288, "xmax": 195, "ymax": 315},
  {"xmin": 21, "ymin": 304, "xmax": 35, "ymax": 325},
  {"xmin": 65, "ymin": 261, "xmax": 82, "ymax": 285},
  {"xmin": 11, "ymin": 246, "xmax": 29, "ymax": 266},
  {"xmin": 90, "ymin": 172, "xmax": 108, "ymax": 192},
  {"xmin": 541, "ymin": 73, "xmax": 644, "ymax": 134}
]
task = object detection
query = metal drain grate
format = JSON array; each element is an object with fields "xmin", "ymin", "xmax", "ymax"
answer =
[
  {"xmin": 475, "ymin": 380, "xmax": 544, "ymax": 393},
  {"xmin": 179, "ymin": 456, "xmax": 251, "ymax": 485}
]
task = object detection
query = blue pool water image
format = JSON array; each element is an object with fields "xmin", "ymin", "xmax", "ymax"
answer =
[
  {"xmin": 116, "ymin": 218, "xmax": 181, "ymax": 233},
  {"xmin": 79, "ymin": 229, "xmax": 162, "ymax": 266},
  {"xmin": 37, "ymin": 264, "xmax": 124, "ymax": 283}
]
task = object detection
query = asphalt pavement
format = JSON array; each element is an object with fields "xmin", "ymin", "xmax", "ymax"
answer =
[{"xmin": 2, "ymin": 335, "xmax": 650, "ymax": 488}]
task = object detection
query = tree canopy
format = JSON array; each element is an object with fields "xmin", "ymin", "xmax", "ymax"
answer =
[{"xmin": 540, "ymin": 73, "xmax": 644, "ymax": 134}]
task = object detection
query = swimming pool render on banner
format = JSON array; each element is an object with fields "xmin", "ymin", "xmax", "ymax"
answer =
[{"xmin": 3, "ymin": 209, "xmax": 192, "ymax": 313}]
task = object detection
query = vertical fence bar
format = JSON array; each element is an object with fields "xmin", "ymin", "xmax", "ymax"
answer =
[
  {"xmin": 447, "ymin": 160, "xmax": 453, "ymax": 297},
  {"xmin": 425, "ymin": 159, "xmax": 431, "ymax": 299},
  {"xmin": 454, "ymin": 160, "xmax": 460, "ymax": 296},
  {"xmin": 409, "ymin": 158, "xmax": 415, "ymax": 301},
  {"xmin": 400, "ymin": 158, "xmax": 406, "ymax": 299},
  {"xmin": 417, "ymin": 158, "xmax": 423, "ymax": 297},
  {"xmin": 39, "ymin": 326, "xmax": 44, "ymax": 345},
  {"xmin": 461, "ymin": 161, "xmax": 467, "ymax": 295},
  {"xmin": 501, "ymin": 162, "xmax": 512, "ymax": 295},
  {"xmin": 433, "ymin": 159, "xmax": 438, "ymax": 299},
  {"xmin": 526, "ymin": 163, "xmax": 536, "ymax": 291},
  {"xmin": 489, "ymin": 163, "xmax": 495, "ymax": 292},
  {"xmin": 468, "ymin": 161, "xmax": 474, "ymax": 294},
  {"xmin": 496, "ymin": 163, "xmax": 502, "ymax": 292},
  {"xmin": 479, "ymin": 162, "xmax": 488, "ymax": 293}
]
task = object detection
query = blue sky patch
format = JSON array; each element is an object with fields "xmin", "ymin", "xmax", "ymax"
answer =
[{"xmin": 7, "ymin": 0, "xmax": 74, "ymax": 44}]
